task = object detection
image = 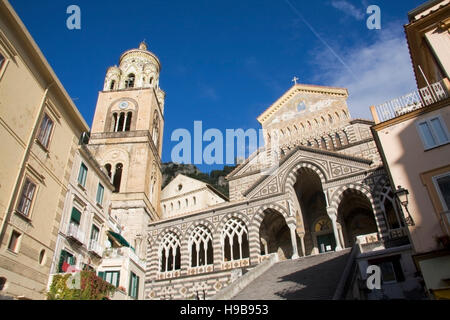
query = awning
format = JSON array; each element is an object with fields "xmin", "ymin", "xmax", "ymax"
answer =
[{"xmin": 107, "ymin": 231, "xmax": 131, "ymax": 248}]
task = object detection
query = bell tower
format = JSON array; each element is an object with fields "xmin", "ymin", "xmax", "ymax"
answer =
[{"xmin": 88, "ymin": 42, "xmax": 165, "ymax": 259}]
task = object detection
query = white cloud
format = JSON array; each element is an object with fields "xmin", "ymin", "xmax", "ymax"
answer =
[
  {"xmin": 330, "ymin": 0, "xmax": 365, "ymax": 21},
  {"xmin": 311, "ymin": 26, "xmax": 417, "ymax": 120}
]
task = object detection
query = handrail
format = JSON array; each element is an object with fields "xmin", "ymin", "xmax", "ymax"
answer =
[{"xmin": 333, "ymin": 243, "xmax": 361, "ymax": 300}]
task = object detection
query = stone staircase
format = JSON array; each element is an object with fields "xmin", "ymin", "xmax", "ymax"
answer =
[{"xmin": 232, "ymin": 249, "xmax": 351, "ymax": 300}]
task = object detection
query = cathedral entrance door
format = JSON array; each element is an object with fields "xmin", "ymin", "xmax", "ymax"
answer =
[{"xmin": 317, "ymin": 233, "xmax": 336, "ymax": 253}]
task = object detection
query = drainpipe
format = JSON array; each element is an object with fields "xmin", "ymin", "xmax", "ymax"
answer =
[{"xmin": 0, "ymin": 82, "xmax": 54, "ymax": 245}]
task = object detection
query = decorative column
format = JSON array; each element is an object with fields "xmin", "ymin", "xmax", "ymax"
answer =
[
  {"xmin": 289, "ymin": 224, "xmax": 300, "ymax": 259},
  {"xmin": 297, "ymin": 231, "xmax": 306, "ymax": 257},
  {"xmin": 328, "ymin": 209, "xmax": 343, "ymax": 251}
]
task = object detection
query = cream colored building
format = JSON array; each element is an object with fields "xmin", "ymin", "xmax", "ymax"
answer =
[
  {"xmin": 370, "ymin": 0, "xmax": 450, "ymax": 299},
  {"xmin": 161, "ymin": 174, "xmax": 228, "ymax": 219},
  {"xmin": 49, "ymin": 145, "xmax": 114, "ymax": 275},
  {"xmin": 0, "ymin": 0, "xmax": 90, "ymax": 299}
]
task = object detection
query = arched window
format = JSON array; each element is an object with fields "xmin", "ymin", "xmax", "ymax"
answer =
[
  {"xmin": 150, "ymin": 78, "xmax": 154, "ymax": 85},
  {"xmin": 321, "ymin": 137, "xmax": 327, "ymax": 150},
  {"xmin": 113, "ymin": 163, "xmax": 123, "ymax": 193},
  {"xmin": 380, "ymin": 185, "xmax": 404, "ymax": 230},
  {"xmin": 159, "ymin": 233, "xmax": 181, "ymax": 272},
  {"xmin": 342, "ymin": 110, "xmax": 348, "ymax": 119},
  {"xmin": 110, "ymin": 80, "xmax": 116, "ymax": 90},
  {"xmin": 125, "ymin": 74, "xmax": 135, "ymax": 89},
  {"xmin": 335, "ymin": 133, "xmax": 342, "ymax": 148},
  {"xmin": 152, "ymin": 112, "xmax": 160, "ymax": 149},
  {"xmin": 328, "ymin": 114, "xmax": 334, "ymax": 124},
  {"xmin": 163, "ymin": 205, "xmax": 166, "ymax": 214},
  {"xmin": 335, "ymin": 112, "xmax": 341, "ymax": 121},
  {"xmin": 193, "ymin": 197, "xmax": 197, "ymax": 206},
  {"xmin": 186, "ymin": 199, "xmax": 189, "ymax": 207},
  {"xmin": 112, "ymin": 113, "xmax": 118, "ymax": 132},
  {"xmin": 222, "ymin": 218, "xmax": 249, "ymax": 262},
  {"xmin": 177, "ymin": 201, "xmax": 181, "ymax": 210},
  {"xmin": 328, "ymin": 134, "xmax": 336, "ymax": 150},
  {"xmin": 341, "ymin": 131, "xmax": 349, "ymax": 145},
  {"xmin": 125, "ymin": 112, "xmax": 132, "ymax": 131},
  {"xmin": 189, "ymin": 225, "xmax": 214, "ymax": 267},
  {"xmin": 171, "ymin": 203, "xmax": 174, "ymax": 211},
  {"xmin": 104, "ymin": 164, "xmax": 112, "ymax": 178}
]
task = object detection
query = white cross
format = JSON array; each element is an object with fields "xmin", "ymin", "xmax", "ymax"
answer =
[{"xmin": 292, "ymin": 77, "xmax": 299, "ymax": 85}]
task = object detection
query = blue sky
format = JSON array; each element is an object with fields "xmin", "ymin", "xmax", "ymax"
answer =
[{"xmin": 10, "ymin": 0, "xmax": 425, "ymax": 172}]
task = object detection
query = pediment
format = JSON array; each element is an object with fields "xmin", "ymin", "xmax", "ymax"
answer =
[{"xmin": 257, "ymin": 84, "xmax": 349, "ymax": 126}]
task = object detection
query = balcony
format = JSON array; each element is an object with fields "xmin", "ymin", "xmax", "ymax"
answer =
[
  {"xmin": 67, "ymin": 223, "xmax": 85, "ymax": 245},
  {"xmin": 371, "ymin": 78, "xmax": 450, "ymax": 124},
  {"xmin": 88, "ymin": 240, "xmax": 104, "ymax": 258},
  {"xmin": 103, "ymin": 247, "xmax": 146, "ymax": 270}
]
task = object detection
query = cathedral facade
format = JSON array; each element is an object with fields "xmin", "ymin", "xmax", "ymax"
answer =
[
  {"xmin": 144, "ymin": 83, "xmax": 406, "ymax": 300},
  {"xmin": 85, "ymin": 43, "xmax": 407, "ymax": 300}
]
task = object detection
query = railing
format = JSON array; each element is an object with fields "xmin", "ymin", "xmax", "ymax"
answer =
[
  {"xmin": 103, "ymin": 247, "xmax": 146, "ymax": 270},
  {"xmin": 371, "ymin": 79, "xmax": 450, "ymax": 124},
  {"xmin": 88, "ymin": 240, "xmax": 104, "ymax": 257},
  {"xmin": 67, "ymin": 223, "xmax": 85, "ymax": 244}
]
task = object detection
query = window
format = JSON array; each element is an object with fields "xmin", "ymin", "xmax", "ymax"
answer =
[
  {"xmin": 100, "ymin": 271, "xmax": 120, "ymax": 287},
  {"xmin": 369, "ymin": 256, "xmax": 405, "ymax": 285},
  {"xmin": 37, "ymin": 114, "xmax": 54, "ymax": 149},
  {"xmin": 96, "ymin": 183, "xmax": 105, "ymax": 205},
  {"xmin": 90, "ymin": 225, "xmax": 100, "ymax": 242},
  {"xmin": 0, "ymin": 52, "xmax": 4, "ymax": 66},
  {"xmin": 189, "ymin": 225, "xmax": 213, "ymax": 267},
  {"xmin": 78, "ymin": 163, "xmax": 88, "ymax": 187},
  {"xmin": 0, "ymin": 277, "xmax": 6, "ymax": 291},
  {"xmin": 8, "ymin": 231, "xmax": 21, "ymax": 253},
  {"xmin": 70, "ymin": 207, "xmax": 82, "ymax": 227},
  {"xmin": 433, "ymin": 173, "xmax": 450, "ymax": 211},
  {"xmin": 113, "ymin": 163, "xmax": 123, "ymax": 193},
  {"xmin": 417, "ymin": 116, "xmax": 449, "ymax": 149},
  {"xmin": 125, "ymin": 74, "xmax": 135, "ymax": 88},
  {"xmin": 58, "ymin": 250, "xmax": 76, "ymax": 273},
  {"xmin": 39, "ymin": 250, "xmax": 46, "ymax": 265},
  {"xmin": 129, "ymin": 272, "xmax": 140, "ymax": 299},
  {"xmin": 17, "ymin": 178, "xmax": 36, "ymax": 217},
  {"xmin": 222, "ymin": 218, "xmax": 249, "ymax": 262},
  {"xmin": 159, "ymin": 232, "xmax": 181, "ymax": 272},
  {"xmin": 110, "ymin": 80, "xmax": 116, "ymax": 90}
]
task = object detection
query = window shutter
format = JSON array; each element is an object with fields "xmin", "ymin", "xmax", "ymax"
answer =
[
  {"xmin": 98, "ymin": 271, "xmax": 105, "ymax": 280},
  {"xmin": 129, "ymin": 273, "xmax": 133, "ymax": 297},
  {"xmin": 71, "ymin": 208, "xmax": 81, "ymax": 225}
]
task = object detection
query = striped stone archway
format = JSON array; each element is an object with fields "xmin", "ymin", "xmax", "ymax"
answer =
[
  {"xmin": 329, "ymin": 183, "xmax": 384, "ymax": 246},
  {"xmin": 249, "ymin": 204, "xmax": 298, "ymax": 263}
]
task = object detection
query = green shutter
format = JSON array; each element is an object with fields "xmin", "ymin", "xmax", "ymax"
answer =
[
  {"xmin": 136, "ymin": 276, "xmax": 140, "ymax": 299},
  {"xmin": 58, "ymin": 250, "xmax": 68, "ymax": 273},
  {"xmin": 116, "ymin": 272, "xmax": 120, "ymax": 288},
  {"xmin": 98, "ymin": 271, "xmax": 105, "ymax": 280},
  {"xmin": 71, "ymin": 207, "xmax": 81, "ymax": 225},
  {"xmin": 129, "ymin": 273, "xmax": 133, "ymax": 297}
]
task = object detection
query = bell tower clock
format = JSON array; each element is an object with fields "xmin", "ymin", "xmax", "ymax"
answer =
[{"xmin": 87, "ymin": 42, "xmax": 165, "ymax": 260}]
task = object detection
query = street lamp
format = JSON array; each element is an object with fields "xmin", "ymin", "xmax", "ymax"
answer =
[{"xmin": 395, "ymin": 186, "xmax": 415, "ymax": 226}]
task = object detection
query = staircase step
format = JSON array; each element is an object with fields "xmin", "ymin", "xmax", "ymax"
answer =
[{"xmin": 232, "ymin": 249, "xmax": 351, "ymax": 300}]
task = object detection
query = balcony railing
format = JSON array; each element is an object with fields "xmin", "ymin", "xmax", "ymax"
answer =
[
  {"xmin": 103, "ymin": 247, "xmax": 146, "ymax": 270},
  {"xmin": 371, "ymin": 78, "xmax": 450, "ymax": 124},
  {"xmin": 88, "ymin": 240, "xmax": 104, "ymax": 257},
  {"xmin": 67, "ymin": 223, "xmax": 85, "ymax": 245}
]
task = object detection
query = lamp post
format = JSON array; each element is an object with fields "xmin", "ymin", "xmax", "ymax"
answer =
[{"xmin": 395, "ymin": 185, "xmax": 415, "ymax": 227}]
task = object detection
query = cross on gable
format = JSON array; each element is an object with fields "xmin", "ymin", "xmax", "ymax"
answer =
[{"xmin": 292, "ymin": 77, "xmax": 299, "ymax": 85}]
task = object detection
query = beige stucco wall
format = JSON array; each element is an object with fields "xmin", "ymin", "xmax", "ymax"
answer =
[
  {"xmin": 376, "ymin": 104, "xmax": 450, "ymax": 254},
  {"xmin": 0, "ymin": 1, "xmax": 89, "ymax": 299}
]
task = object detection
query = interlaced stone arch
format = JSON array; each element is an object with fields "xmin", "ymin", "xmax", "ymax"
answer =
[
  {"xmin": 221, "ymin": 217, "xmax": 249, "ymax": 262},
  {"xmin": 283, "ymin": 161, "xmax": 328, "ymax": 193},
  {"xmin": 251, "ymin": 204, "xmax": 294, "ymax": 231},
  {"xmin": 159, "ymin": 232, "xmax": 181, "ymax": 272},
  {"xmin": 188, "ymin": 225, "xmax": 214, "ymax": 267},
  {"xmin": 329, "ymin": 183, "xmax": 376, "ymax": 212}
]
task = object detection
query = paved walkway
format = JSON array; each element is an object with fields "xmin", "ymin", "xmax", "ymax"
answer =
[{"xmin": 232, "ymin": 249, "xmax": 351, "ymax": 300}]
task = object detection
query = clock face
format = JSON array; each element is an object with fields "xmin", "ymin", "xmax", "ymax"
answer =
[{"xmin": 119, "ymin": 101, "xmax": 129, "ymax": 109}]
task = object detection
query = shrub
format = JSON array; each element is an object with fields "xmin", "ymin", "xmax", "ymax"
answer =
[{"xmin": 47, "ymin": 271, "xmax": 116, "ymax": 300}]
